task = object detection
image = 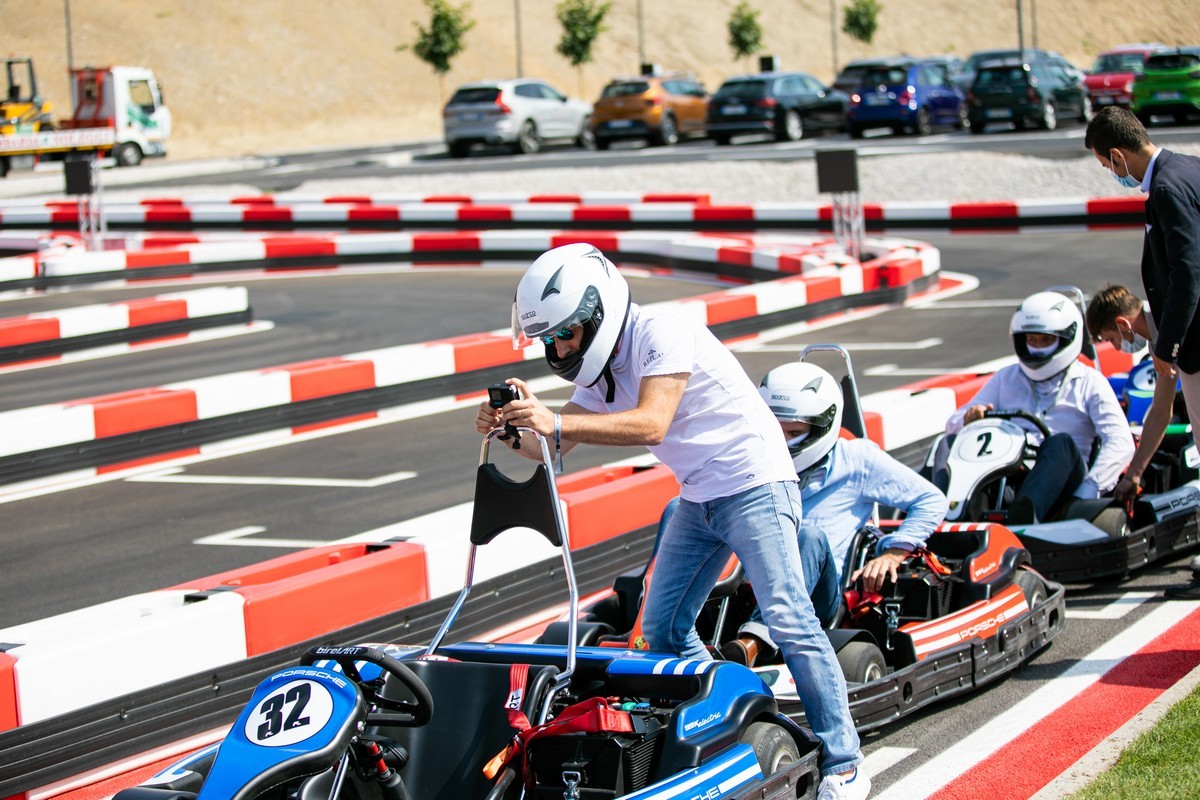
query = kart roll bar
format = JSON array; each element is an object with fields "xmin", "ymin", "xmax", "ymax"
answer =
[
  {"xmin": 425, "ymin": 427, "xmax": 579, "ymax": 703},
  {"xmin": 798, "ymin": 343, "xmax": 869, "ymax": 443}
]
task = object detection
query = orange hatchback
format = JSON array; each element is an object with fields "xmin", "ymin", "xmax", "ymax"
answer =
[{"xmin": 590, "ymin": 74, "xmax": 709, "ymax": 148}]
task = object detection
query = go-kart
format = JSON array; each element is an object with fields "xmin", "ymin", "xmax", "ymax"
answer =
[
  {"xmin": 113, "ymin": 428, "xmax": 822, "ymax": 800},
  {"xmin": 538, "ymin": 345, "xmax": 1065, "ymax": 733},
  {"xmin": 930, "ymin": 402, "xmax": 1200, "ymax": 583}
]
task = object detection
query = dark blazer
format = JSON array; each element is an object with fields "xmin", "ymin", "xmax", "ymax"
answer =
[{"xmin": 1142, "ymin": 148, "xmax": 1200, "ymax": 374}]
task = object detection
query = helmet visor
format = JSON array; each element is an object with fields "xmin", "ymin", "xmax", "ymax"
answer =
[{"xmin": 512, "ymin": 286, "xmax": 602, "ymax": 350}]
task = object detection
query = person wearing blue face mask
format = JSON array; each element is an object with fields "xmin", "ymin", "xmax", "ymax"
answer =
[
  {"xmin": 1084, "ymin": 108, "xmax": 1200, "ymax": 444},
  {"xmin": 930, "ymin": 292, "xmax": 1134, "ymax": 525}
]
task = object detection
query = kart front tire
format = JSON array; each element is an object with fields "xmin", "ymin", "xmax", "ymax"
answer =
[
  {"xmin": 740, "ymin": 721, "xmax": 800, "ymax": 776},
  {"xmin": 1013, "ymin": 569, "xmax": 1046, "ymax": 608},
  {"xmin": 837, "ymin": 641, "xmax": 886, "ymax": 684},
  {"xmin": 1091, "ymin": 506, "xmax": 1129, "ymax": 538}
]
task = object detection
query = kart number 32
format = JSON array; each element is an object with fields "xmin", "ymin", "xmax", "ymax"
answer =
[{"xmin": 245, "ymin": 679, "xmax": 335, "ymax": 747}]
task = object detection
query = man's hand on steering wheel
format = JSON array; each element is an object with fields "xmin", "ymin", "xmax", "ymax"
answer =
[{"xmin": 851, "ymin": 548, "xmax": 913, "ymax": 594}]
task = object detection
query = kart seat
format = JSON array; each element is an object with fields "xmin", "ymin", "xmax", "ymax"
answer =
[
  {"xmin": 928, "ymin": 523, "xmax": 1027, "ymax": 604},
  {"xmin": 376, "ymin": 659, "xmax": 559, "ymax": 800}
]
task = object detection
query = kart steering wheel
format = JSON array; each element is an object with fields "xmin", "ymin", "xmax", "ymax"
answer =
[
  {"xmin": 982, "ymin": 409, "xmax": 1053, "ymax": 440},
  {"xmin": 302, "ymin": 645, "xmax": 434, "ymax": 726}
]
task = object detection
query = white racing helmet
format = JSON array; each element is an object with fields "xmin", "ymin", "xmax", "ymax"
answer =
[
  {"xmin": 758, "ymin": 362, "xmax": 844, "ymax": 472},
  {"xmin": 1010, "ymin": 291, "xmax": 1083, "ymax": 381},
  {"xmin": 511, "ymin": 243, "xmax": 631, "ymax": 392}
]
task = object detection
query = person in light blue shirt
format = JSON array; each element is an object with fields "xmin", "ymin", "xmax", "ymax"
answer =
[{"xmin": 722, "ymin": 361, "xmax": 949, "ymax": 668}]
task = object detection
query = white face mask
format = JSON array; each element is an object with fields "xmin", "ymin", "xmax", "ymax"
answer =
[
  {"xmin": 1026, "ymin": 342, "xmax": 1059, "ymax": 358},
  {"xmin": 1119, "ymin": 325, "xmax": 1148, "ymax": 354}
]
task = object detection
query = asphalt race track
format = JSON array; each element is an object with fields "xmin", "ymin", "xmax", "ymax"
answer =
[{"xmin": 3, "ymin": 224, "xmax": 1197, "ymax": 798}]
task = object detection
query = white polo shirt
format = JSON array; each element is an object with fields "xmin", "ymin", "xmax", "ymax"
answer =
[{"xmin": 570, "ymin": 304, "xmax": 796, "ymax": 502}]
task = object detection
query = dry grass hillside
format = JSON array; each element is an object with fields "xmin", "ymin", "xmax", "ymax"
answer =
[{"xmin": 3, "ymin": 0, "xmax": 1200, "ymax": 160}]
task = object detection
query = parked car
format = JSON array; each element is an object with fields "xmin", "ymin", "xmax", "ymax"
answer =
[
  {"xmin": 958, "ymin": 47, "xmax": 1079, "ymax": 90},
  {"xmin": 966, "ymin": 58, "xmax": 1091, "ymax": 133},
  {"xmin": 1131, "ymin": 47, "xmax": 1200, "ymax": 125},
  {"xmin": 590, "ymin": 73, "xmax": 708, "ymax": 148},
  {"xmin": 442, "ymin": 78, "xmax": 593, "ymax": 157},
  {"xmin": 705, "ymin": 71, "xmax": 848, "ymax": 144},
  {"xmin": 1086, "ymin": 43, "xmax": 1169, "ymax": 109},
  {"xmin": 832, "ymin": 58, "xmax": 877, "ymax": 95},
  {"xmin": 845, "ymin": 57, "xmax": 967, "ymax": 137}
]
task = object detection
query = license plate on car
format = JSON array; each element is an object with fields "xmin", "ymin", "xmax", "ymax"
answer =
[
  {"xmin": 607, "ymin": 119, "xmax": 633, "ymax": 128},
  {"xmin": 985, "ymin": 108, "xmax": 1013, "ymax": 119},
  {"xmin": 1097, "ymin": 96, "xmax": 1115, "ymax": 105},
  {"xmin": 722, "ymin": 104, "xmax": 747, "ymax": 115},
  {"xmin": 457, "ymin": 112, "xmax": 483, "ymax": 122},
  {"xmin": 866, "ymin": 94, "xmax": 891, "ymax": 106},
  {"xmin": 1155, "ymin": 91, "xmax": 1182, "ymax": 101}
]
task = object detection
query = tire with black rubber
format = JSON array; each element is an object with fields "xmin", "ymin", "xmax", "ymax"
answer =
[
  {"xmin": 1013, "ymin": 569, "xmax": 1046, "ymax": 608},
  {"xmin": 113, "ymin": 142, "xmax": 143, "ymax": 167},
  {"xmin": 836, "ymin": 641, "xmax": 887, "ymax": 684},
  {"xmin": 1041, "ymin": 102, "xmax": 1058, "ymax": 130},
  {"xmin": 516, "ymin": 120, "xmax": 540, "ymax": 154},
  {"xmin": 740, "ymin": 721, "xmax": 800, "ymax": 776},
  {"xmin": 914, "ymin": 107, "xmax": 933, "ymax": 136},
  {"xmin": 776, "ymin": 109, "xmax": 803, "ymax": 142},
  {"xmin": 655, "ymin": 113, "xmax": 679, "ymax": 146}
]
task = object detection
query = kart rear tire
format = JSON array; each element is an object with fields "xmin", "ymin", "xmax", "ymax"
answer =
[
  {"xmin": 1091, "ymin": 506, "xmax": 1129, "ymax": 538},
  {"xmin": 740, "ymin": 721, "xmax": 800, "ymax": 776},
  {"xmin": 837, "ymin": 641, "xmax": 886, "ymax": 684},
  {"xmin": 1013, "ymin": 569, "xmax": 1045, "ymax": 608}
]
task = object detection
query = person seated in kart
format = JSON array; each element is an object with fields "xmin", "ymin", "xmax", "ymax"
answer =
[
  {"xmin": 721, "ymin": 362, "xmax": 949, "ymax": 668},
  {"xmin": 1086, "ymin": 283, "xmax": 1187, "ymax": 503},
  {"xmin": 931, "ymin": 291, "xmax": 1134, "ymax": 525},
  {"xmin": 1087, "ymin": 284, "xmax": 1200, "ymax": 601}
]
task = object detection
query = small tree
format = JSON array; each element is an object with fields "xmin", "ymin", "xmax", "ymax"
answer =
[
  {"xmin": 842, "ymin": 0, "xmax": 882, "ymax": 45},
  {"xmin": 412, "ymin": 0, "xmax": 476, "ymax": 99},
  {"xmin": 556, "ymin": 0, "xmax": 612, "ymax": 97},
  {"xmin": 727, "ymin": 2, "xmax": 764, "ymax": 70}
]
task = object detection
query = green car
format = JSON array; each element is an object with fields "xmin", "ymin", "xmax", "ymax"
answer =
[{"xmin": 1131, "ymin": 47, "xmax": 1200, "ymax": 125}]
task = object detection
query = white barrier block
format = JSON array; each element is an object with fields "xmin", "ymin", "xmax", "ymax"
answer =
[
  {"xmin": 184, "ymin": 241, "xmax": 268, "ymax": 265},
  {"xmin": 479, "ymin": 231, "xmax": 553, "ymax": 252},
  {"xmin": 1, "ymin": 591, "xmax": 247, "ymax": 724},
  {"xmin": 838, "ymin": 264, "xmax": 865, "ymax": 296},
  {"xmin": 750, "ymin": 203, "xmax": 822, "ymax": 222},
  {"xmin": 0, "ymin": 404, "xmax": 96, "ymax": 457},
  {"xmin": 511, "ymin": 205, "xmax": 574, "ymax": 222},
  {"xmin": 333, "ymin": 233, "xmax": 414, "ymax": 256},
  {"xmin": 190, "ymin": 208, "xmax": 249, "ymax": 224},
  {"xmin": 398, "ymin": 206, "xmax": 460, "ymax": 222},
  {"xmin": 879, "ymin": 201, "xmax": 952, "ymax": 221},
  {"xmin": 349, "ymin": 342, "xmax": 457, "ymax": 385},
  {"xmin": 0, "ymin": 256, "xmax": 38, "ymax": 281},
  {"xmin": 164, "ymin": 286, "xmax": 250, "ymax": 317},
  {"xmin": 292, "ymin": 207, "xmax": 349, "ymax": 223},
  {"xmin": 166, "ymin": 370, "xmax": 293, "ymax": 418},
  {"xmin": 1017, "ymin": 198, "xmax": 1088, "ymax": 217},
  {"xmin": 863, "ymin": 387, "xmax": 958, "ymax": 450},
  {"xmin": 629, "ymin": 204, "xmax": 697, "ymax": 223},
  {"xmin": 36, "ymin": 304, "xmax": 129, "ymax": 338},
  {"xmin": 41, "ymin": 251, "xmax": 127, "ymax": 276},
  {"xmin": 732, "ymin": 277, "xmax": 808, "ymax": 315}
]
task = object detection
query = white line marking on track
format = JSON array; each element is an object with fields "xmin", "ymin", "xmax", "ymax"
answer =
[
  {"xmin": 193, "ymin": 525, "xmax": 332, "ymax": 548},
  {"xmin": 909, "ymin": 299, "xmax": 1026, "ymax": 309},
  {"xmin": 861, "ymin": 746, "xmax": 918, "ymax": 777},
  {"xmin": 1067, "ymin": 591, "xmax": 1156, "ymax": 620},
  {"xmin": 873, "ymin": 599, "xmax": 1200, "ymax": 800},
  {"xmin": 865, "ymin": 355, "xmax": 1017, "ymax": 377},
  {"xmin": 129, "ymin": 466, "xmax": 417, "ymax": 488}
]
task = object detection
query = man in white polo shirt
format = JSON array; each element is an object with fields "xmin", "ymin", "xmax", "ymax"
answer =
[{"xmin": 476, "ymin": 243, "xmax": 868, "ymax": 800}]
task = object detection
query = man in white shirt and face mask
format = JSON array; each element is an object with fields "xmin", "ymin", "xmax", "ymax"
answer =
[{"xmin": 931, "ymin": 291, "xmax": 1134, "ymax": 525}]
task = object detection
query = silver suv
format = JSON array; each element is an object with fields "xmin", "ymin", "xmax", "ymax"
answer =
[{"xmin": 443, "ymin": 78, "xmax": 594, "ymax": 157}]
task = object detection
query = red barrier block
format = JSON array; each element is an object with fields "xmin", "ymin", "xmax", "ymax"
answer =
[
  {"xmin": 326, "ymin": 195, "xmax": 374, "ymax": 205},
  {"xmin": 950, "ymin": 202, "xmax": 1019, "ymax": 219},
  {"xmin": 71, "ymin": 388, "xmax": 199, "ymax": 438},
  {"xmin": 120, "ymin": 298, "xmax": 188, "ymax": 327},
  {"xmin": 449, "ymin": 333, "xmax": 524, "ymax": 373},
  {"xmin": 268, "ymin": 357, "xmax": 377, "ymax": 402},
  {"xmin": 126, "ymin": 249, "xmax": 193, "ymax": 269},
  {"xmin": 423, "ymin": 195, "xmax": 473, "ymax": 204},
  {"xmin": 347, "ymin": 206, "xmax": 401, "ymax": 222},
  {"xmin": 805, "ymin": 275, "xmax": 843, "ymax": 304},
  {"xmin": 716, "ymin": 246, "xmax": 754, "ymax": 267},
  {"xmin": 643, "ymin": 193, "xmax": 710, "ymax": 205},
  {"xmin": 1086, "ymin": 196, "xmax": 1146, "ymax": 217},
  {"xmin": 241, "ymin": 208, "xmax": 294, "ymax": 223},
  {"xmin": 144, "ymin": 208, "xmax": 194, "ymax": 224},
  {"xmin": 458, "ymin": 206, "xmax": 514, "ymax": 222},
  {"xmin": 412, "ymin": 233, "xmax": 481, "ymax": 251},
  {"xmin": 170, "ymin": 543, "xmax": 429, "ymax": 656},
  {"xmin": 529, "ymin": 194, "xmax": 583, "ymax": 204},
  {"xmin": 693, "ymin": 205, "xmax": 755, "ymax": 221},
  {"xmin": 263, "ymin": 237, "xmax": 339, "ymax": 259},
  {"xmin": 0, "ymin": 317, "xmax": 59, "ymax": 348},
  {"xmin": 560, "ymin": 465, "xmax": 679, "ymax": 549},
  {"xmin": 572, "ymin": 207, "xmax": 632, "ymax": 222},
  {"xmin": 550, "ymin": 233, "xmax": 621, "ymax": 252},
  {"xmin": 878, "ymin": 258, "xmax": 924, "ymax": 288},
  {"xmin": 230, "ymin": 196, "xmax": 277, "ymax": 206},
  {"xmin": 699, "ymin": 292, "xmax": 758, "ymax": 326},
  {"xmin": 0, "ymin": 653, "xmax": 19, "ymax": 732}
]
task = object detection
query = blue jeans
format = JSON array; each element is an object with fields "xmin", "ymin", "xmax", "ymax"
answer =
[
  {"xmin": 739, "ymin": 525, "xmax": 842, "ymax": 645},
  {"xmin": 640, "ymin": 481, "xmax": 862, "ymax": 776}
]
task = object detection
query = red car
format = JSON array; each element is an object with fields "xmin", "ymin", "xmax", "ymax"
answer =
[{"xmin": 1085, "ymin": 43, "xmax": 1168, "ymax": 109}]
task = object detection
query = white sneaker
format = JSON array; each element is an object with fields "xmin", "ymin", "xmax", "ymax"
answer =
[{"xmin": 817, "ymin": 767, "xmax": 871, "ymax": 800}]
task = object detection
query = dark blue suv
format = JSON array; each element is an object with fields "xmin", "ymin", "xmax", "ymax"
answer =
[{"xmin": 845, "ymin": 58, "xmax": 968, "ymax": 137}]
